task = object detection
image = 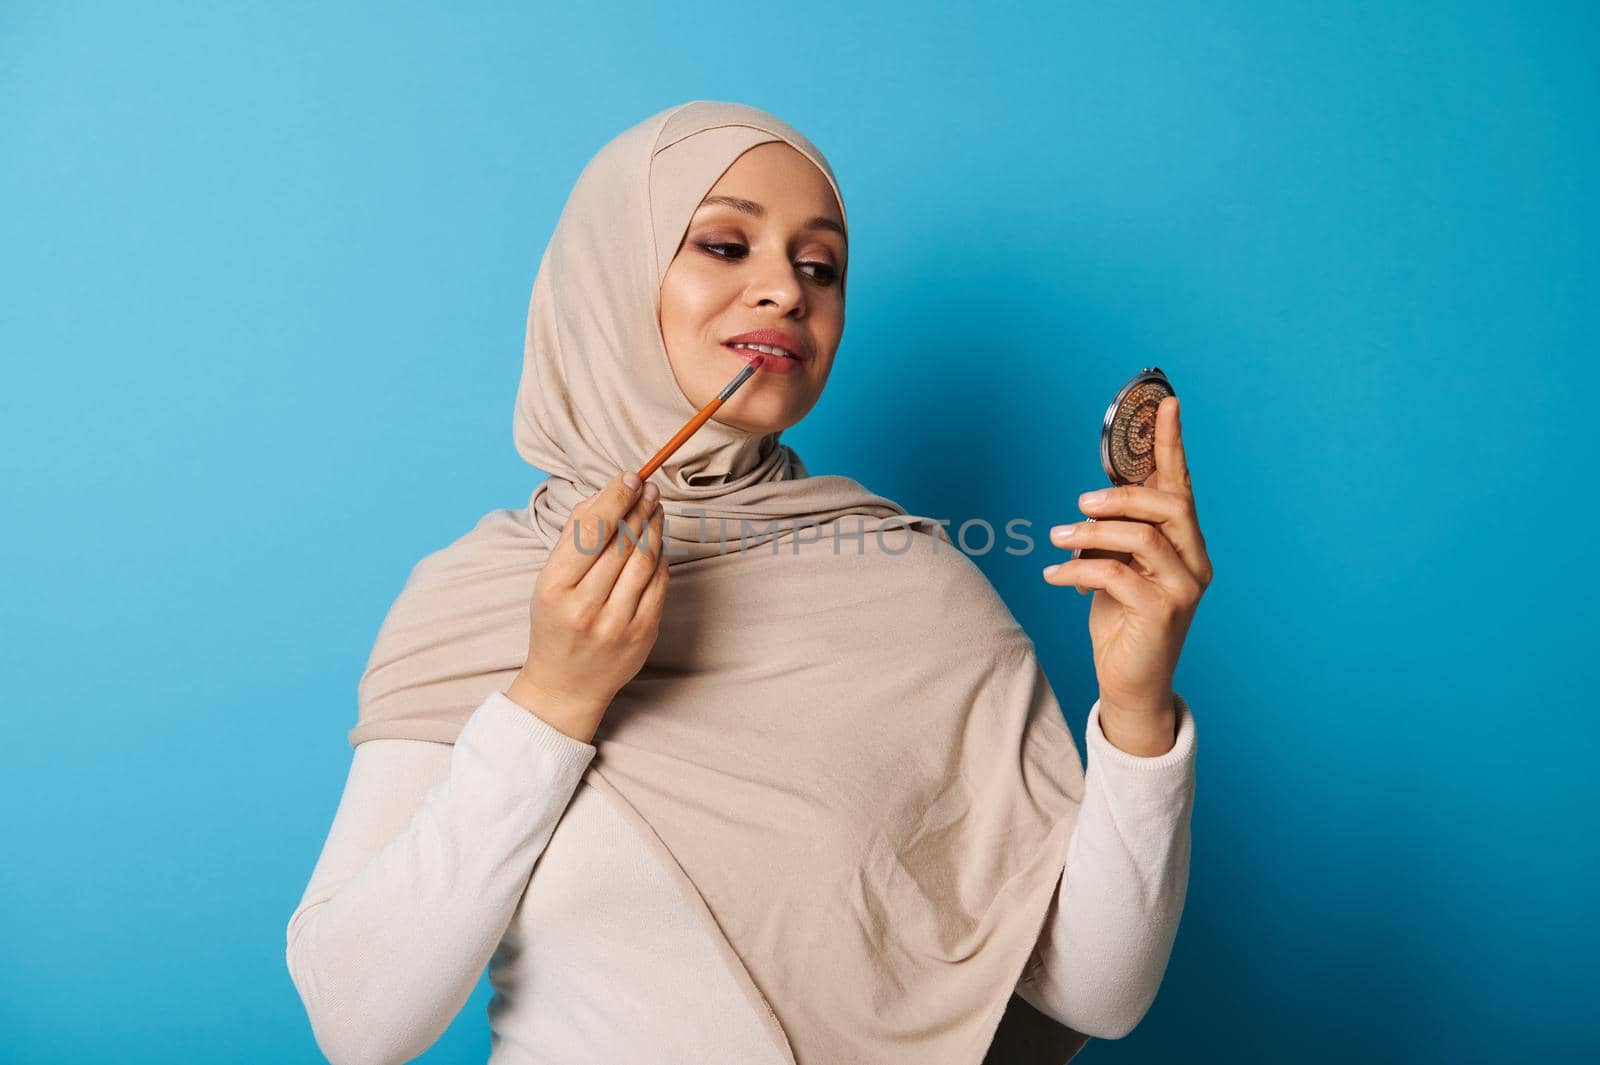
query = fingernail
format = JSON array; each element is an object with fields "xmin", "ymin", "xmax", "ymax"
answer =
[
  {"xmin": 643, "ymin": 482, "xmax": 659, "ymax": 503},
  {"xmin": 1043, "ymin": 564, "xmax": 1060, "ymax": 578},
  {"xmin": 1052, "ymin": 524, "xmax": 1076, "ymax": 540},
  {"xmin": 623, "ymin": 472, "xmax": 641, "ymax": 492},
  {"xmin": 1080, "ymin": 490, "xmax": 1107, "ymax": 507}
]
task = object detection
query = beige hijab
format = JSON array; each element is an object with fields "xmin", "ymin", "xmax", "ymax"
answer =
[{"xmin": 354, "ymin": 100, "xmax": 1091, "ymax": 1064}]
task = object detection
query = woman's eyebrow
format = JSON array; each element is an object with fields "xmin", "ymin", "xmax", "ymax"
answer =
[{"xmin": 697, "ymin": 195, "xmax": 847, "ymax": 243}]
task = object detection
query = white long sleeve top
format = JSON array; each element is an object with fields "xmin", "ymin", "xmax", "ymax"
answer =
[{"xmin": 285, "ymin": 689, "xmax": 1196, "ymax": 1065}]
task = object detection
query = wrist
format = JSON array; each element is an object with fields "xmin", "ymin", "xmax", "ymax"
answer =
[
  {"xmin": 504, "ymin": 671, "xmax": 609, "ymax": 744},
  {"xmin": 1097, "ymin": 691, "xmax": 1179, "ymax": 757}
]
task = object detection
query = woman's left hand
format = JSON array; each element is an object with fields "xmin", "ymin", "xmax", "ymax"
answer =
[{"xmin": 1042, "ymin": 396, "xmax": 1212, "ymax": 751}]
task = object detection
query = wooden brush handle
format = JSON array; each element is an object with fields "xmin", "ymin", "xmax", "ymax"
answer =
[{"xmin": 637, "ymin": 397, "xmax": 723, "ymax": 482}]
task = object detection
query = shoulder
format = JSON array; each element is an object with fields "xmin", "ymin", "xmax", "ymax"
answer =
[
  {"xmin": 352, "ymin": 508, "xmax": 540, "ymax": 749},
  {"xmin": 827, "ymin": 517, "xmax": 1034, "ymax": 656}
]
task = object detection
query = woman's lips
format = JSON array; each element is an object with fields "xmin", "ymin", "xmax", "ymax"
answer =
[{"xmin": 725, "ymin": 344, "xmax": 802, "ymax": 374}]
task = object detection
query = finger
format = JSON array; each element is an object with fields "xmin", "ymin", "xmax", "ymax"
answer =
[
  {"xmin": 540, "ymin": 485, "xmax": 606, "ymax": 588},
  {"xmin": 1042, "ymin": 557, "xmax": 1166, "ymax": 614},
  {"xmin": 1048, "ymin": 518, "xmax": 1200, "ymax": 603},
  {"xmin": 547, "ymin": 472, "xmax": 644, "ymax": 589},
  {"xmin": 1152, "ymin": 395, "xmax": 1192, "ymax": 496},
  {"xmin": 1162, "ymin": 397, "xmax": 1212, "ymax": 581},
  {"xmin": 631, "ymin": 537, "xmax": 671, "ymax": 627},
  {"xmin": 1078, "ymin": 482, "xmax": 1209, "ymax": 585},
  {"xmin": 576, "ymin": 481, "xmax": 656, "ymax": 601},
  {"xmin": 602, "ymin": 500, "xmax": 666, "ymax": 624}
]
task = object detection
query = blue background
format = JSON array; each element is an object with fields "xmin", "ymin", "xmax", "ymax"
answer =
[{"xmin": 3, "ymin": 2, "xmax": 1594, "ymax": 1061}]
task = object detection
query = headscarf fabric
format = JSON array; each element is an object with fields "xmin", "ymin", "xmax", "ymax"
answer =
[{"xmin": 354, "ymin": 100, "xmax": 1090, "ymax": 1064}]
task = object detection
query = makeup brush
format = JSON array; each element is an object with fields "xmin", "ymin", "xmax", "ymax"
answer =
[{"xmin": 636, "ymin": 356, "xmax": 765, "ymax": 482}]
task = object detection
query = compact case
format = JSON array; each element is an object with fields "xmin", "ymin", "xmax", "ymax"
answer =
[{"xmin": 1071, "ymin": 366, "xmax": 1176, "ymax": 563}]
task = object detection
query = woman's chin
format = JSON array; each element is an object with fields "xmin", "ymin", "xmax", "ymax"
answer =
[
  {"xmin": 713, "ymin": 397, "xmax": 804, "ymax": 435},
  {"xmin": 714, "ymin": 414, "xmax": 793, "ymax": 435}
]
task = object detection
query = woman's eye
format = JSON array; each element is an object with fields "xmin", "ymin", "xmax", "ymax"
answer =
[
  {"xmin": 799, "ymin": 261, "xmax": 839, "ymax": 285},
  {"xmin": 698, "ymin": 242, "xmax": 839, "ymax": 286}
]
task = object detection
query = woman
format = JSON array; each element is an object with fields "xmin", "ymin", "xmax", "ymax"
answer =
[{"xmin": 286, "ymin": 100, "xmax": 1210, "ymax": 1065}]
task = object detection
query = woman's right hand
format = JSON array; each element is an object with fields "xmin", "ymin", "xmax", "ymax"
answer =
[{"xmin": 505, "ymin": 471, "xmax": 669, "ymax": 743}]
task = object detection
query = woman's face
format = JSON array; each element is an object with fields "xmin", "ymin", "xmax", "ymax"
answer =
[{"xmin": 659, "ymin": 141, "xmax": 848, "ymax": 434}]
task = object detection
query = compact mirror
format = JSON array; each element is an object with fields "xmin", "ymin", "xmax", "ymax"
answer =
[{"xmin": 1071, "ymin": 366, "xmax": 1176, "ymax": 563}]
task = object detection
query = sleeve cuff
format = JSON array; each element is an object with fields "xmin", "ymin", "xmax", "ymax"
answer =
[
  {"xmin": 469, "ymin": 689, "xmax": 599, "ymax": 777},
  {"xmin": 1086, "ymin": 690, "xmax": 1196, "ymax": 770}
]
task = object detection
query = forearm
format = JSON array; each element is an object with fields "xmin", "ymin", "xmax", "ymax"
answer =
[
  {"xmin": 1017, "ymin": 693, "xmax": 1196, "ymax": 1039},
  {"xmin": 286, "ymin": 691, "xmax": 596, "ymax": 1065}
]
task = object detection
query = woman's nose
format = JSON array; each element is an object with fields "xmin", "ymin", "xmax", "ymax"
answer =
[{"xmin": 745, "ymin": 254, "xmax": 804, "ymax": 314}]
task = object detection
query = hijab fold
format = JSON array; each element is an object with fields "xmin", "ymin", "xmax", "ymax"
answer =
[{"xmin": 355, "ymin": 100, "xmax": 1090, "ymax": 1064}]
